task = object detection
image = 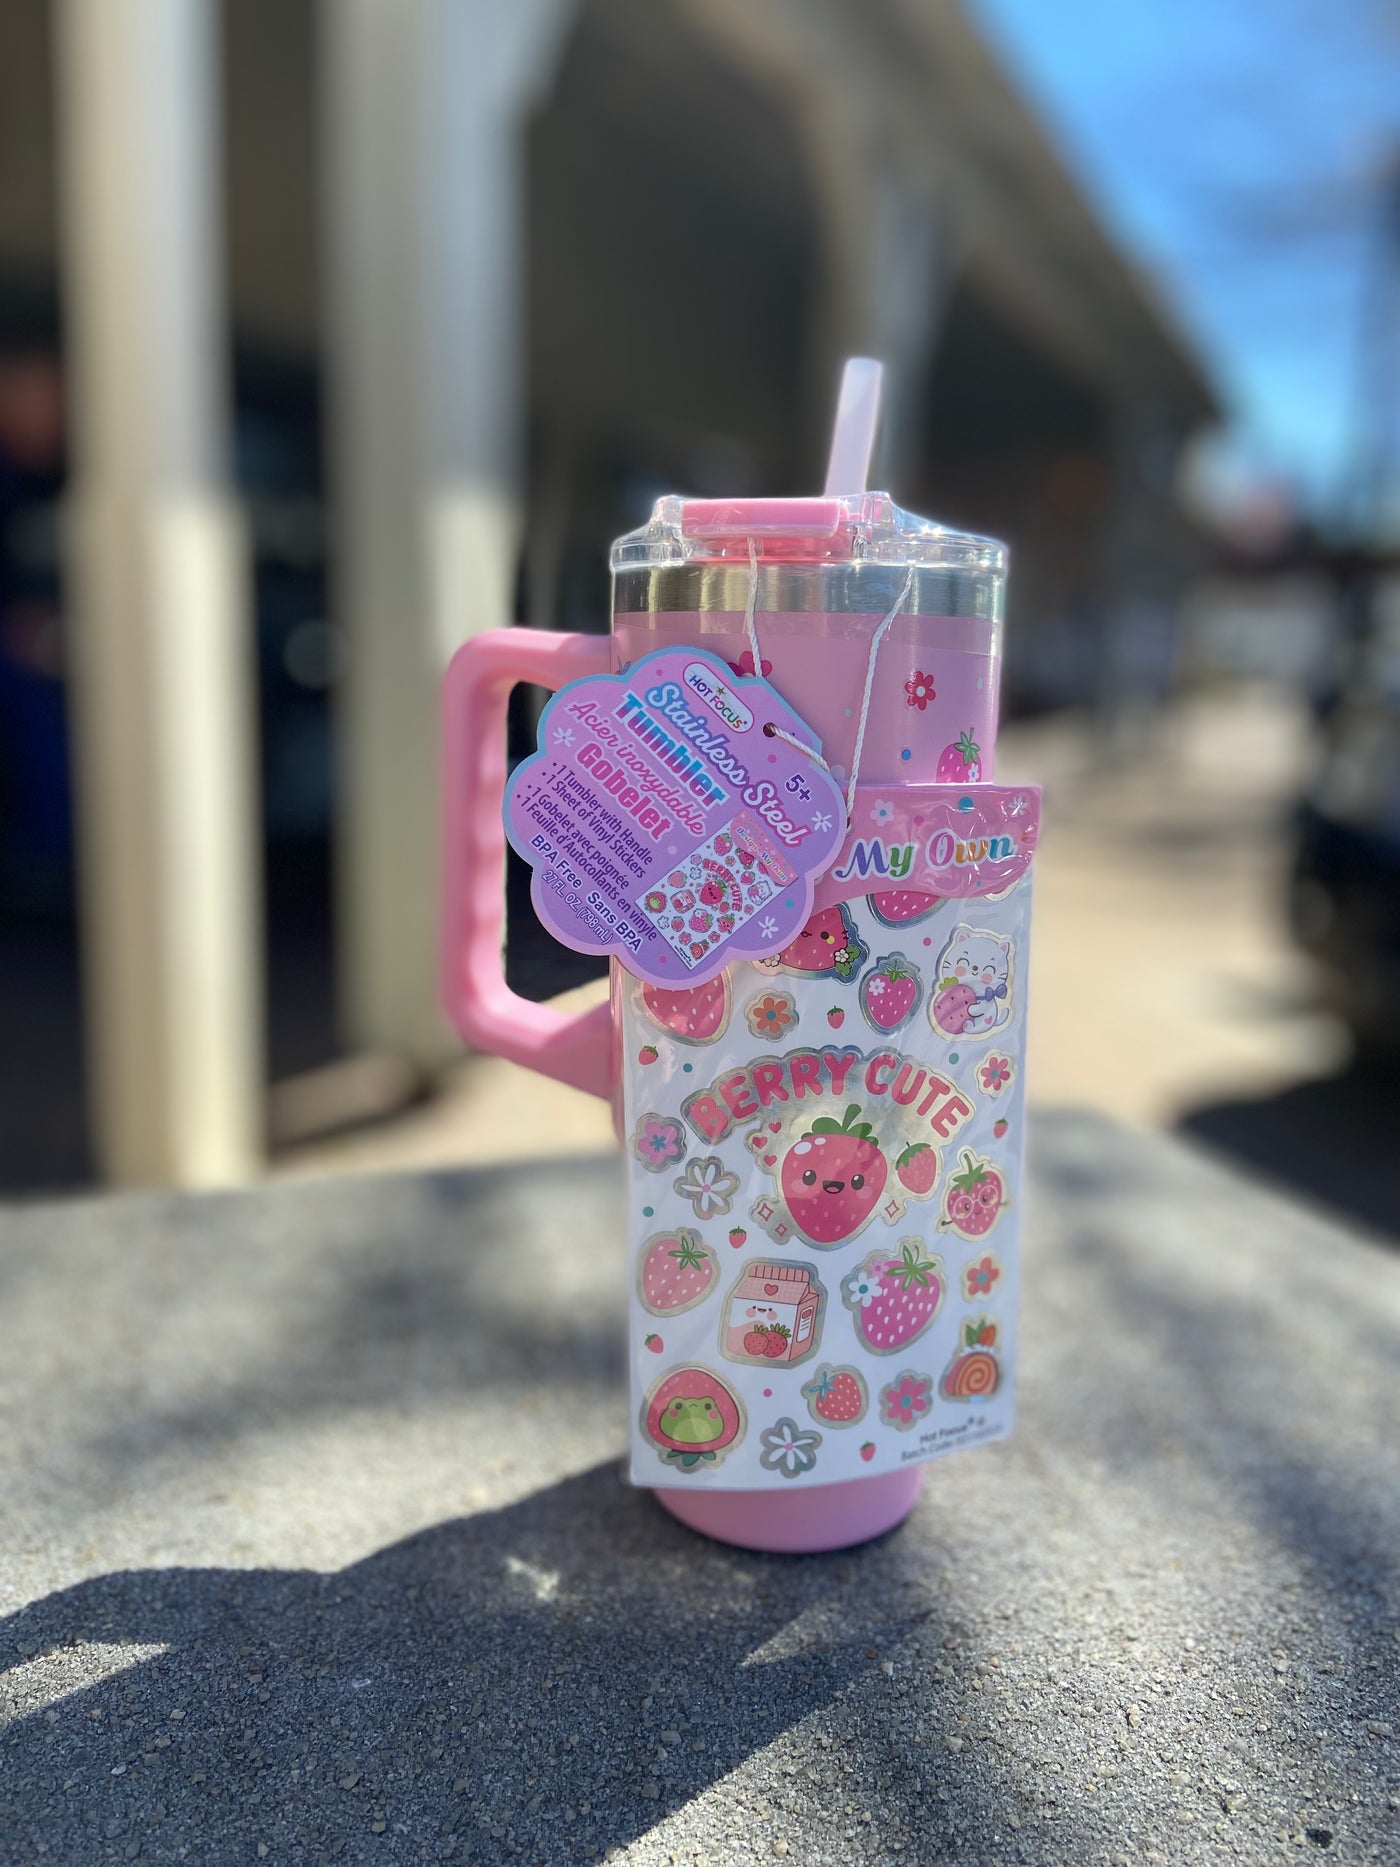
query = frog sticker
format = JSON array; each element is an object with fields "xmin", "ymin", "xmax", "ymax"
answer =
[{"xmin": 642, "ymin": 1365, "xmax": 745, "ymax": 1472}]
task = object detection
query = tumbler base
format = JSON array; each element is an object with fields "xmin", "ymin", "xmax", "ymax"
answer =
[{"xmin": 655, "ymin": 1467, "xmax": 923, "ymax": 1553}]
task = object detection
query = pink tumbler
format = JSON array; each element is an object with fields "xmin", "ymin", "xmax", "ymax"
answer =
[{"xmin": 444, "ymin": 439, "xmax": 1007, "ymax": 1554}]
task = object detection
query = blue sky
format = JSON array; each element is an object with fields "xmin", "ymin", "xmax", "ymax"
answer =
[{"xmin": 971, "ymin": 0, "xmax": 1400, "ymax": 529}]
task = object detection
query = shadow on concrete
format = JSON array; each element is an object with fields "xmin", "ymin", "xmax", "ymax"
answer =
[
  {"xmin": 1177, "ymin": 1060, "xmax": 1400, "ymax": 1242},
  {"xmin": 0, "ymin": 1465, "xmax": 1011, "ymax": 1866}
]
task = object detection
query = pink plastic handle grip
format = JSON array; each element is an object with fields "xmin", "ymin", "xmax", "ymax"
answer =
[{"xmin": 442, "ymin": 628, "xmax": 613, "ymax": 1099}]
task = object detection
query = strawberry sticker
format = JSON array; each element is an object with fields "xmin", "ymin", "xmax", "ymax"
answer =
[
  {"xmin": 637, "ymin": 1230, "xmax": 718, "ymax": 1317},
  {"xmin": 801, "ymin": 1363, "xmax": 869, "ymax": 1430},
  {"xmin": 842, "ymin": 1242, "xmax": 946, "ymax": 1354},
  {"xmin": 868, "ymin": 890, "xmax": 940, "ymax": 930},
  {"xmin": 859, "ymin": 954, "xmax": 922, "ymax": 1034},
  {"xmin": 895, "ymin": 1142, "xmax": 939, "ymax": 1197},
  {"xmin": 938, "ymin": 1149, "xmax": 1006, "ymax": 1240},
  {"xmin": 779, "ymin": 1104, "xmax": 888, "ymax": 1249},
  {"xmin": 758, "ymin": 903, "xmax": 866, "ymax": 983},
  {"xmin": 640, "ymin": 975, "xmax": 731, "ymax": 1045},
  {"xmin": 642, "ymin": 1366, "xmax": 745, "ymax": 1471}
]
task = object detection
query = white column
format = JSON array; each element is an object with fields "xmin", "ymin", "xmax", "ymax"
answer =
[
  {"xmin": 321, "ymin": 0, "xmax": 568, "ymax": 1066},
  {"xmin": 54, "ymin": 0, "xmax": 261, "ymax": 1185}
]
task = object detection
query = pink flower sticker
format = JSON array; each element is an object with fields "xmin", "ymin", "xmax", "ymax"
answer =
[
  {"xmin": 631, "ymin": 1114, "xmax": 687, "ymax": 1174},
  {"xmin": 904, "ymin": 670, "xmax": 936, "ymax": 711},
  {"xmin": 727, "ymin": 650, "xmax": 774, "ymax": 679},
  {"xmin": 979, "ymin": 1053, "xmax": 1014, "ymax": 1095},
  {"xmin": 961, "ymin": 1253, "xmax": 1002, "ymax": 1300},
  {"xmin": 879, "ymin": 1368, "xmax": 934, "ymax": 1432}
]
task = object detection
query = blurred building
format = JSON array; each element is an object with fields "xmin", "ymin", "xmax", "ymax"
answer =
[{"xmin": 0, "ymin": 0, "xmax": 1215, "ymax": 1190}]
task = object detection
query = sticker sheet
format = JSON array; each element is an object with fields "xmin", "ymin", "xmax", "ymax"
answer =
[
  {"xmin": 625, "ymin": 787, "xmax": 1036, "ymax": 1490},
  {"xmin": 635, "ymin": 810, "xmax": 799, "ymax": 969}
]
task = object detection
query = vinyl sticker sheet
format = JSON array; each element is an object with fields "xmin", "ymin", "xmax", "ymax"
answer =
[{"xmin": 625, "ymin": 785, "xmax": 1038, "ymax": 1490}]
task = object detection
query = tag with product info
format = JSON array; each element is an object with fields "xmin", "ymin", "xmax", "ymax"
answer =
[{"xmin": 503, "ymin": 648, "xmax": 847, "ymax": 987}]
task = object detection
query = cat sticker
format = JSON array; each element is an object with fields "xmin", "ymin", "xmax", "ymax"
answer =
[{"xmin": 929, "ymin": 925, "xmax": 1014, "ymax": 1039}]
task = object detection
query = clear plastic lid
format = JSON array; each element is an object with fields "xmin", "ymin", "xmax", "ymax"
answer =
[{"xmin": 611, "ymin": 493, "xmax": 1006, "ymax": 576}]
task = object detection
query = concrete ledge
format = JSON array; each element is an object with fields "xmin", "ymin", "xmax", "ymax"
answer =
[{"xmin": 2, "ymin": 1113, "xmax": 1398, "ymax": 1863}]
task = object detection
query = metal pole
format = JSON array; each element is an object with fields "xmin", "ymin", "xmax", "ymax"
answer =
[{"xmin": 54, "ymin": 0, "xmax": 262, "ymax": 1184}]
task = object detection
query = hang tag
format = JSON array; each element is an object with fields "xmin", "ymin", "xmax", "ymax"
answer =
[{"xmin": 504, "ymin": 648, "xmax": 846, "ymax": 986}]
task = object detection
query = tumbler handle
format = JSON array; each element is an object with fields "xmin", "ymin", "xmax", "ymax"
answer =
[{"xmin": 442, "ymin": 628, "xmax": 613, "ymax": 1099}]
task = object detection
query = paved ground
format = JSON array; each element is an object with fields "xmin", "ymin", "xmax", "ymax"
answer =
[{"xmin": 3, "ymin": 1113, "xmax": 1399, "ymax": 1865}]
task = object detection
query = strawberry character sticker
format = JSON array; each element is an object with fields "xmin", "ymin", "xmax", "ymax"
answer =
[
  {"xmin": 801, "ymin": 1363, "xmax": 869, "ymax": 1430},
  {"xmin": 642, "ymin": 1366, "xmax": 745, "ymax": 1471},
  {"xmin": 938, "ymin": 1148, "xmax": 1006, "ymax": 1241},
  {"xmin": 842, "ymin": 1241, "xmax": 946, "ymax": 1355},
  {"xmin": 637, "ymin": 1229, "xmax": 719, "ymax": 1317},
  {"xmin": 780, "ymin": 1104, "xmax": 888, "ymax": 1248},
  {"xmin": 940, "ymin": 1319, "xmax": 1002, "ymax": 1401},
  {"xmin": 859, "ymin": 954, "xmax": 922, "ymax": 1035},
  {"xmin": 757, "ymin": 903, "xmax": 866, "ymax": 984},
  {"xmin": 720, "ymin": 1260, "xmax": 826, "ymax": 1368}
]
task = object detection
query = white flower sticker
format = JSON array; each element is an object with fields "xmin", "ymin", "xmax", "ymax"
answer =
[
  {"xmin": 757, "ymin": 1417, "xmax": 822, "ymax": 1479},
  {"xmin": 673, "ymin": 1154, "xmax": 740, "ymax": 1222},
  {"xmin": 844, "ymin": 1264, "xmax": 883, "ymax": 1308}
]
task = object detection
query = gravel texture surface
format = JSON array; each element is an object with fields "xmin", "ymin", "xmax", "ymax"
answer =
[{"xmin": 1, "ymin": 1112, "xmax": 1398, "ymax": 1866}]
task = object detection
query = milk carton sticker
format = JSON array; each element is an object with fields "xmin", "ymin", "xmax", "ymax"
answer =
[{"xmin": 720, "ymin": 1261, "xmax": 826, "ymax": 1369}]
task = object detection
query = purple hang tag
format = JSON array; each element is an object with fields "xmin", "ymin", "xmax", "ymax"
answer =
[{"xmin": 504, "ymin": 648, "xmax": 847, "ymax": 985}]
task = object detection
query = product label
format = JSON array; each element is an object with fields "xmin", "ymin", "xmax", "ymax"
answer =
[
  {"xmin": 623, "ymin": 788, "xmax": 1034, "ymax": 1493},
  {"xmin": 504, "ymin": 648, "xmax": 847, "ymax": 986}
]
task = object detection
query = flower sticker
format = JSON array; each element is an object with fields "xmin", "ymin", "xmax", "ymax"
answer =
[
  {"xmin": 869, "ymin": 798, "xmax": 896, "ymax": 827},
  {"xmin": 905, "ymin": 670, "xmax": 936, "ymax": 711},
  {"xmin": 726, "ymin": 650, "xmax": 773, "ymax": 680},
  {"xmin": 632, "ymin": 1114, "xmax": 686, "ymax": 1174},
  {"xmin": 673, "ymin": 1154, "xmax": 740, "ymax": 1221},
  {"xmin": 879, "ymin": 1368, "xmax": 934, "ymax": 1433},
  {"xmin": 962, "ymin": 1253, "xmax": 1002, "ymax": 1300},
  {"xmin": 979, "ymin": 1053, "xmax": 1014, "ymax": 1095},
  {"xmin": 746, "ymin": 990, "xmax": 798, "ymax": 1041},
  {"xmin": 844, "ymin": 1261, "xmax": 884, "ymax": 1308},
  {"xmin": 758, "ymin": 1416, "xmax": 822, "ymax": 1479}
]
